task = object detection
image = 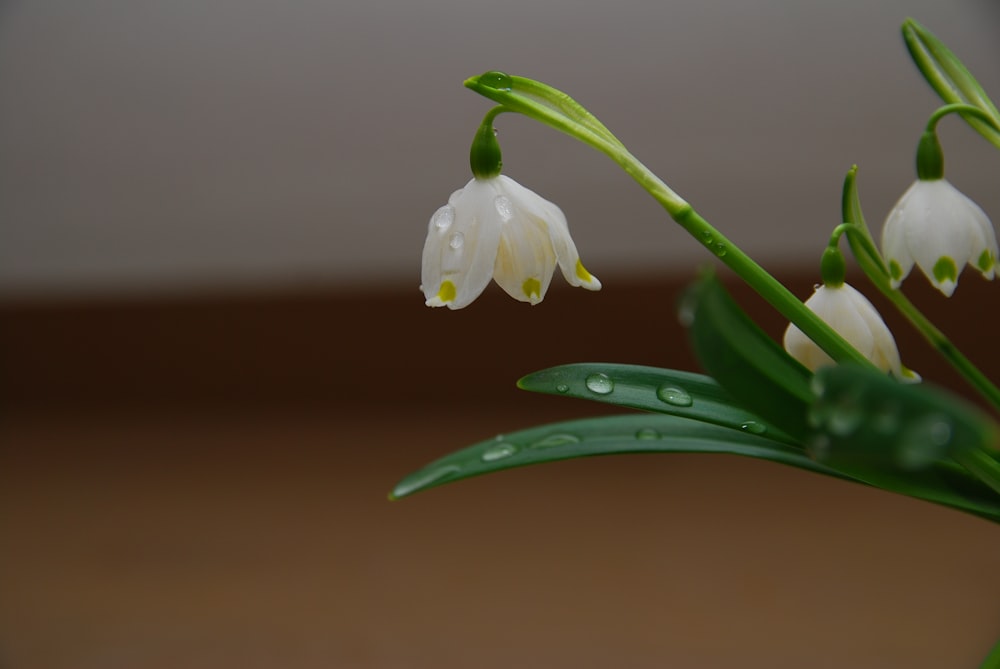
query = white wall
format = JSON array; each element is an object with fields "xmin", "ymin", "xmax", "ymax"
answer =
[{"xmin": 0, "ymin": 0, "xmax": 997, "ymax": 298}]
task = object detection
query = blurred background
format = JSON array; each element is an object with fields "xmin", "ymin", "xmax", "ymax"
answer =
[{"xmin": 2, "ymin": 1, "xmax": 1000, "ymax": 667}]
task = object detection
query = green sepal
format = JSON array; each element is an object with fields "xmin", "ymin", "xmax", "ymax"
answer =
[
  {"xmin": 902, "ymin": 18, "xmax": 1000, "ymax": 150},
  {"xmin": 389, "ymin": 412, "xmax": 849, "ymax": 500},
  {"xmin": 915, "ymin": 129, "xmax": 944, "ymax": 180},
  {"xmin": 820, "ymin": 246, "xmax": 846, "ymax": 287},
  {"xmin": 469, "ymin": 112, "xmax": 503, "ymax": 179},
  {"xmin": 682, "ymin": 271, "xmax": 814, "ymax": 441},
  {"xmin": 518, "ymin": 363, "xmax": 798, "ymax": 445}
]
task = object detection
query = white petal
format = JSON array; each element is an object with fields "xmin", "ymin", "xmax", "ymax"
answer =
[
  {"xmin": 783, "ymin": 284, "xmax": 913, "ymax": 380},
  {"xmin": 492, "ymin": 202, "xmax": 558, "ymax": 304},
  {"xmin": 882, "ymin": 179, "xmax": 999, "ymax": 295},
  {"xmin": 421, "ymin": 178, "xmax": 502, "ymax": 309},
  {"xmin": 494, "ymin": 175, "xmax": 601, "ymax": 291}
]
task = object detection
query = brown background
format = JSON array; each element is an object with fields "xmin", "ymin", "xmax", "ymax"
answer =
[{"xmin": 3, "ymin": 271, "xmax": 1000, "ymax": 668}]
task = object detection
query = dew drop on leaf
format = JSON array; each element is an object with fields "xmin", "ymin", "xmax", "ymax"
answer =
[
  {"xmin": 479, "ymin": 71, "xmax": 513, "ymax": 91},
  {"xmin": 656, "ymin": 385, "xmax": 692, "ymax": 407},
  {"xmin": 481, "ymin": 442, "xmax": 518, "ymax": 462},
  {"xmin": 530, "ymin": 433, "xmax": 582, "ymax": 449},
  {"xmin": 585, "ymin": 373, "xmax": 614, "ymax": 395}
]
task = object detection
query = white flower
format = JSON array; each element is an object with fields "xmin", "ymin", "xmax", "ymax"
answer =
[
  {"xmin": 881, "ymin": 179, "xmax": 999, "ymax": 296},
  {"xmin": 421, "ymin": 175, "xmax": 601, "ymax": 309},
  {"xmin": 783, "ymin": 283, "xmax": 918, "ymax": 381}
]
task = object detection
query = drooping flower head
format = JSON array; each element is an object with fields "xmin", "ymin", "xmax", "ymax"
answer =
[
  {"xmin": 881, "ymin": 117, "xmax": 999, "ymax": 296},
  {"xmin": 421, "ymin": 108, "xmax": 601, "ymax": 309},
  {"xmin": 882, "ymin": 179, "xmax": 998, "ymax": 296},
  {"xmin": 784, "ymin": 247, "xmax": 918, "ymax": 381}
]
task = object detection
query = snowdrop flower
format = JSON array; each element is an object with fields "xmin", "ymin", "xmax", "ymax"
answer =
[
  {"xmin": 784, "ymin": 283, "xmax": 918, "ymax": 382},
  {"xmin": 882, "ymin": 178, "xmax": 998, "ymax": 297},
  {"xmin": 421, "ymin": 175, "xmax": 601, "ymax": 309}
]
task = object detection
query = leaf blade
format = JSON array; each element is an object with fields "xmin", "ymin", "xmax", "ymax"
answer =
[
  {"xmin": 684, "ymin": 271, "xmax": 814, "ymax": 441},
  {"xmin": 390, "ymin": 412, "xmax": 848, "ymax": 500},
  {"xmin": 518, "ymin": 363, "xmax": 799, "ymax": 445},
  {"xmin": 902, "ymin": 18, "xmax": 1000, "ymax": 150}
]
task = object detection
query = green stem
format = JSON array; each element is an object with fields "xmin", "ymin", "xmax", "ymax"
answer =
[
  {"xmin": 836, "ymin": 225, "xmax": 1000, "ymax": 410},
  {"xmin": 465, "ymin": 73, "xmax": 874, "ymax": 369}
]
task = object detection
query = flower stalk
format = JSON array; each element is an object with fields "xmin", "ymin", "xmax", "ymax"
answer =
[
  {"xmin": 841, "ymin": 167, "xmax": 1000, "ymax": 412},
  {"xmin": 464, "ymin": 72, "xmax": 876, "ymax": 370}
]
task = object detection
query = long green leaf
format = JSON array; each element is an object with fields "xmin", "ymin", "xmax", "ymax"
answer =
[
  {"xmin": 683, "ymin": 271, "xmax": 814, "ymax": 441},
  {"xmin": 807, "ymin": 364, "xmax": 1000, "ymax": 520},
  {"xmin": 390, "ymin": 413, "xmax": 849, "ymax": 499},
  {"xmin": 902, "ymin": 18, "xmax": 1000, "ymax": 149},
  {"xmin": 518, "ymin": 363, "xmax": 798, "ymax": 445}
]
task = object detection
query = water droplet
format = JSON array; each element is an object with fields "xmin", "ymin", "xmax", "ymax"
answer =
[
  {"xmin": 635, "ymin": 428, "xmax": 661, "ymax": 440},
  {"xmin": 481, "ymin": 442, "xmax": 518, "ymax": 462},
  {"xmin": 585, "ymin": 373, "xmax": 614, "ymax": 395},
  {"xmin": 677, "ymin": 290, "xmax": 697, "ymax": 327},
  {"xmin": 478, "ymin": 71, "xmax": 513, "ymax": 91},
  {"xmin": 827, "ymin": 403, "xmax": 863, "ymax": 437},
  {"xmin": 656, "ymin": 385, "xmax": 692, "ymax": 407},
  {"xmin": 897, "ymin": 414, "xmax": 953, "ymax": 470},
  {"xmin": 530, "ymin": 433, "xmax": 581, "ymax": 449},
  {"xmin": 494, "ymin": 195, "xmax": 513, "ymax": 222},
  {"xmin": 432, "ymin": 205, "xmax": 454, "ymax": 232},
  {"xmin": 701, "ymin": 230, "xmax": 714, "ymax": 245},
  {"xmin": 712, "ymin": 242, "xmax": 727, "ymax": 257},
  {"xmin": 555, "ymin": 383, "xmax": 570, "ymax": 393},
  {"xmin": 740, "ymin": 421, "xmax": 766, "ymax": 435},
  {"xmin": 448, "ymin": 232, "xmax": 464, "ymax": 250}
]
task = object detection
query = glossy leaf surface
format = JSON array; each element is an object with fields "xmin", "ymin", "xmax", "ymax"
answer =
[
  {"xmin": 391, "ymin": 412, "xmax": 845, "ymax": 499},
  {"xmin": 518, "ymin": 363, "xmax": 798, "ymax": 445},
  {"xmin": 902, "ymin": 18, "xmax": 1000, "ymax": 149},
  {"xmin": 683, "ymin": 272, "xmax": 814, "ymax": 441}
]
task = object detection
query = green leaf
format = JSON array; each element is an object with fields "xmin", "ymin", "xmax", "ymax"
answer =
[
  {"xmin": 683, "ymin": 271, "xmax": 814, "ymax": 441},
  {"xmin": 517, "ymin": 363, "xmax": 798, "ymax": 445},
  {"xmin": 390, "ymin": 413, "xmax": 849, "ymax": 500},
  {"xmin": 902, "ymin": 18, "xmax": 1000, "ymax": 150},
  {"xmin": 841, "ymin": 166, "xmax": 890, "ymax": 283},
  {"xmin": 807, "ymin": 364, "xmax": 1000, "ymax": 521}
]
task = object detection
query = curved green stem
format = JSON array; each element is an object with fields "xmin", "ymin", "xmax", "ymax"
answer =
[
  {"xmin": 926, "ymin": 103, "xmax": 1000, "ymax": 133},
  {"xmin": 465, "ymin": 72, "xmax": 874, "ymax": 369}
]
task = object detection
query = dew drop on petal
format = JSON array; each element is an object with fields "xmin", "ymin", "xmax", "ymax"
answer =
[
  {"xmin": 636, "ymin": 428, "xmax": 662, "ymax": 440},
  {"xmin": 585, "ymin": 373, "xmax": 614, "ymax": 395},
  {"xmin": 740, "ymin": 421, "xmax": 766, "ymax": 435},
  {"xmin": 448, "ymin": 232, "xmax": 464, "ymax": 250},
  {"xmin": 656, "ymin": 385, "xmax": 692, "ymax": 407},
  {"xmin": 432, "ymin": 205, "xmax": 454, "ymax": 232},
  {"xmin": 494, "ymin": 195, "xmax": 514, "ymax": 222},
  {"xmin": 555, "ymin": 383, "xmax": 570, "ymax": 393}
]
